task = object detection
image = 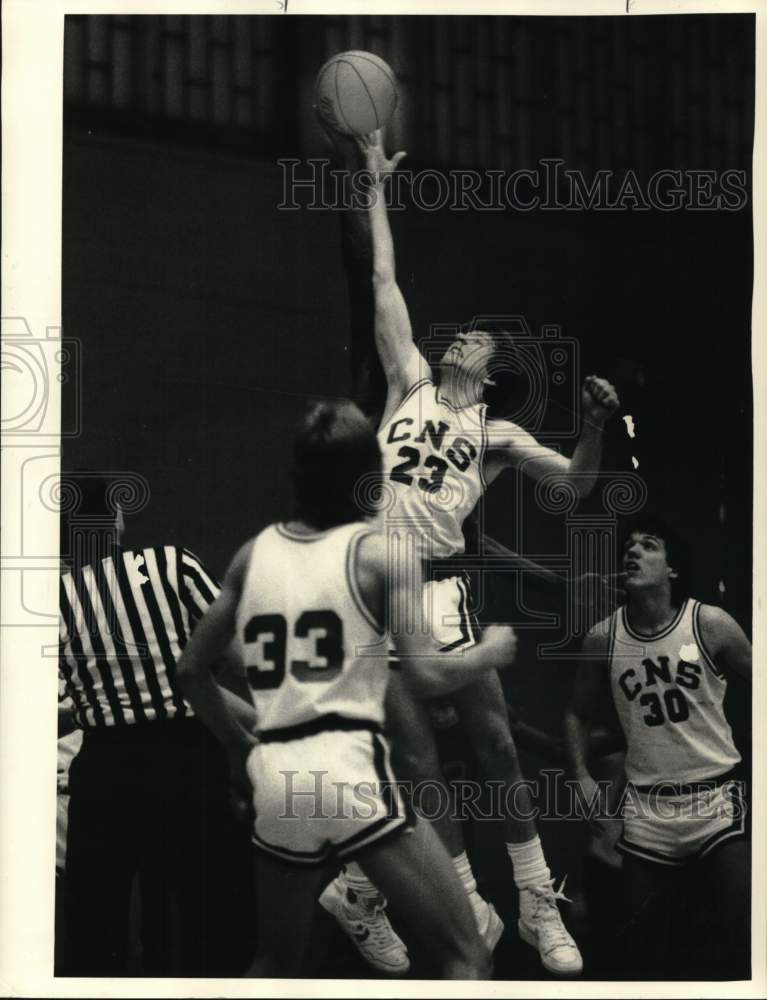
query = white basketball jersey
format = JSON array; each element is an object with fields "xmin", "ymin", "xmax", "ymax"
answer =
[
  {"xmin": 607, "ymin": 599, "xmax": 740, "ymax": 785},
  {"xmin": 377, "ymin": 379, "xmax": 488, "ymax": 559},
  {"xmin": 234, "ymin": 522, "xmax": 387, "ymax": 732}
]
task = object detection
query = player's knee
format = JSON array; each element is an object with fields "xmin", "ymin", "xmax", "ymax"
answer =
[
  {"xmin": 475, "ymin": 722, "xmax": 519, "ymax": 773},
  {"xmin": 391, "ymin": 740, "xmax": 442, "ymax": 785}
]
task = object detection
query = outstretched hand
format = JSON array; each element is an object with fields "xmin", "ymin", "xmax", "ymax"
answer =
[
  {"xmin": 314, "ymin": 112, "xmax": 407, "ymax": 184},
  {"xmin": 355, "ymin": 129, "xmax": 407, "ymax": 184}
]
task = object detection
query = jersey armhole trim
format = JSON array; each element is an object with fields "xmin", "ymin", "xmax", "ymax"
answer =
[
  {"xmin": 435, "ymin": 383, "xmax": 470, "ymax": 413},
  {"xmin": 346, "ymin": 529, "xmax": 385, "ymax": 635},
  {"xmin": 691, "ymin": 601, "xmax": 725, "ymax": 679},
  {"xmin": 275, "ymin": 523, "xmax": 329, "ymax": 543},
  {"xmin": 477, "ymin": 403, "xmax": 490, "ymax": 494},
  {"xmin": 607, "ymin": 611, "xmax": 618, "ymax": 663},
  {"xmin": 606, "ymin": 611, "xmax": 617, "ymax": 674}
]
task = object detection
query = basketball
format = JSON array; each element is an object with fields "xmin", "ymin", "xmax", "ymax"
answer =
[{"xmin": 315, "ymin": 50, "xmax": 398, "ymax": 136}]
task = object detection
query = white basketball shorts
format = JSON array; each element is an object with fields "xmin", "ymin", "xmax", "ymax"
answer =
[
  {"xmin": 245, "ymin": 718, "xmax": 409, "ymax": 866},
  {"xmin": 618, "ymin": 779, "xmax": 746, "ymax": 867},
  {"xmin": 424, "ymin": 571, "xmax": 479, "ymax": 652}
]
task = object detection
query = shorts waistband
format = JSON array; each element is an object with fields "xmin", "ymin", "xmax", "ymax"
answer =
[
  {"xmin": 257, "ymin": 713, "xmax": 383, "ymax": 744},
  {"xmin": 632, "ymin": 768, "xmax": 741, "ymax": 796},
  {"xmin": 428, "ymin": 560, "xmax": 473, "ymax": 582}
]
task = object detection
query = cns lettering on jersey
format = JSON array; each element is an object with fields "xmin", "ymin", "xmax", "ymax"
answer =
[{"xmin": 386, "ymin": 418, "xmax": 479, "ymax": 490}]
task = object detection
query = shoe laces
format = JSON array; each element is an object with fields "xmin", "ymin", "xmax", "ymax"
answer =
[
  {"xmin": 350, "ymin": 895, "xmax": 399, "ymax": 947},
  {"xmin": 525, "ymin": 877, "xmax": 575, "ymax": 944}
]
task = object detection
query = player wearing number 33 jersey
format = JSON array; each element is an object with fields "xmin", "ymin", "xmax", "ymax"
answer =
[
  {"xmin": 235, "ymin": 521, "xmax": 388, "ymax": 733},
  {"xmin": 236, "ymin": 508, "xmax": 511, "ymax": 868},
  {"xmin": 235, "ymin": 519, "xmax": 408, "ymax": 865},
  {"xmin": 176, "ymin": 399, "xmax": 516, "ymax": 978}
]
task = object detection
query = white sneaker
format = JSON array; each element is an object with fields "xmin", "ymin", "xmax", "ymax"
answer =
[
  {"xmin": 319, "ymin": 875, "xmax": 410, "ymax": 976},
  {"xmin": 469, "ymin": 892, "xmax": 505, "ymax": 952},
  {"xmin": 518, "ymin": 877, "xmax": 583, "ymax": 976}
]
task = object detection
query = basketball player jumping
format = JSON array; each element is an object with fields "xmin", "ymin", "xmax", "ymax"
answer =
[
  {"xmin": 564, "ymin": 517, "xmax": 751, "ymax": 977},
  {"xmin": 177, "ymin": 399, "xmax": 518, "ymax": 979},
  {"xmin": 319, "ymin": 129, "xmax": 620, "ymax": 977}
]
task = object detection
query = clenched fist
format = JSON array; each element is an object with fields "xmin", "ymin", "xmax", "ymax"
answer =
[
  {"xmin": 480, "ymin": 624, "xmax": 518, "ymax": 670},
  {"xmin": 581, "ymin": 375, "xmax": 620, "ymax": 426}
]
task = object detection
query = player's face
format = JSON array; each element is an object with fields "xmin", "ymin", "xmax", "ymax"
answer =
[
  {"xmin": 622, "ymin": 532, "xmax": 676, "ymax": 591},
  {"xmin": 440, "ymin": 330, "xmax": 496, "ymax": 385}
]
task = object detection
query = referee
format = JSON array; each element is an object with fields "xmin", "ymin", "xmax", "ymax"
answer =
[{"xmin": 57, "ymin": 472, "xmax": 256, "ymax": 976}]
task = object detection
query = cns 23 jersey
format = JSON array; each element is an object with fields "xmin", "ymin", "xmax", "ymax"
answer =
[
  {"xmin": 234, "ymin": 522, "xmax": 386, "ymax": 732},
  {"xmin": 377, "ymin": 379, "xmax": 488, "ymax": 559}
]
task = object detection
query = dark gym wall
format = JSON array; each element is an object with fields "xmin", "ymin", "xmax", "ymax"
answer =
[{"xmin": 63, "ymin": 135, "xmax": 351, "ymax": 573}]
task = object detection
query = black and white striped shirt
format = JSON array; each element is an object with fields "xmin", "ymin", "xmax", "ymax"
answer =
[{"xmin": 59, "ymin": 546, "xmax": 220, "ymax": 728}]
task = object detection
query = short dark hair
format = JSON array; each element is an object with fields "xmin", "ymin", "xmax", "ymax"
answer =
[
  {"xmin": 59, "ymin": 471, "xmax": 120, "ymax": 569},
  {"xmin": 621, "ymin": 513, "xmax": 692, "ymax": 602},
  {"xmin": 292, "ymin": 399, "xmax": 382, "ymax": 530}
]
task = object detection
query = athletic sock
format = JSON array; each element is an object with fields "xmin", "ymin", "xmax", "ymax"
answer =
[
  {"xmin": 506, "ymin": 836, "xmax": 551, "ymax": 890},
  {"xmin": 342, "ymin": 862, "xmax": 381, "ymax": 902},
  {"xmin": 452, "ymin": 851, "xmax": 478, "ymax": 896}
]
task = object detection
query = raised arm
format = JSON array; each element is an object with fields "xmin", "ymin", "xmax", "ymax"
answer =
[
  {"xmin": 486, "ymin": 375, "xmax": 620, "ymax": 497},
  {"xmin": 356, "ymin": 131, "xmax": 429, "ymax": 420},
  {"xmin": 698, "ymin": 604, "xmax": 752, "ymax": 683},
  {"xmin": 176, "ymin": 541, "xmax": 259, "ymax": 753}
]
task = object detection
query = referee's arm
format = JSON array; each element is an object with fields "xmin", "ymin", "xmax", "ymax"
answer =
[
  {"xmin": 57, "ymin": 688, "xmax": 78, "ymax": 738},
  {"xmin": 177, "ymin": 541, "xmax": 258, "ymax": 753},
  {"xmin": 180, "ymin": 546, "xmax": 257, "ymax": 730}
]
